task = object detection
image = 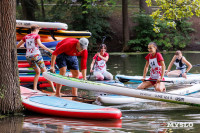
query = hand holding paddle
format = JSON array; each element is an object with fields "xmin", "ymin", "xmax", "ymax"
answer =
[{"xmin": 118, "ymin": 77, "xmax": 174, "ymax": 83}]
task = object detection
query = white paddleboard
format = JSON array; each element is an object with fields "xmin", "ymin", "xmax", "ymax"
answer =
[
  {"xmin": 43, "ymin": 72, "xmax": 200, "ymax": 107},
  {"xmin": 16, "ymin": 20, "xmax": 68, "ymax": 30},
  {"xmin": 115, "ymin": 74, "xmax": 200, "ymax": 84},
  {"xmin": 98, "ymin": 84, "xmax": 200, "ymax": 105}
]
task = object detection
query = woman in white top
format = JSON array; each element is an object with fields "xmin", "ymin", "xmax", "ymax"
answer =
[{"xmin": 165, "ymin": 50, "xmax": 192, "ymax": 79}]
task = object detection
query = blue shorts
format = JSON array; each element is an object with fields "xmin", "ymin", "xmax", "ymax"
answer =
[{"xmin": 56, "ymin": 53, "xmax": 79, "ymax": 70}]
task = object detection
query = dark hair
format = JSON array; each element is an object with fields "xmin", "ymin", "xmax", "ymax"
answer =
[
  {"xmin": 30, "ymin": 25, "xmax": 40, "ymax": 31},
  {"xmin": 100, "ymin": 44, "xmax": 107, "ymax": 50},
  {"xmin": 148, "ymin": 42, "xmax": 159, "ymax": 52}
]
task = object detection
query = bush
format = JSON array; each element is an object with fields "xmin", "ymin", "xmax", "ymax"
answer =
[{"xmin": 128, "ymin": 13, "xmax": 194, "ymax": 52}]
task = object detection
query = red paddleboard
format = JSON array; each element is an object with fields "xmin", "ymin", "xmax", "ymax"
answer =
[
  {"xmin": 19, "ymin": 72, "xmax": 83, "ymax": 82},
  {"xmin": 18, "ymin": 61, "xmax": 51, "ymax": 68},
  {"xmin": 20, "ymin": 86, "xmax": 122, "ymax": 119}
]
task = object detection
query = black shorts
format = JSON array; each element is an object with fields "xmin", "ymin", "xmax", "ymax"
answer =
[{"xmin": 56, "ymin": 53, "xmax": 79, "ymax": 70}]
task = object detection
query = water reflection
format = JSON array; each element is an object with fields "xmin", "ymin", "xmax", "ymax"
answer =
[
  {"xmin": 23, "ymin": 115, "xmax": 122, "ymax": 133},
  {"xmin": 0, "ymin": 116, "xmax": 23, "ymax": 133}
]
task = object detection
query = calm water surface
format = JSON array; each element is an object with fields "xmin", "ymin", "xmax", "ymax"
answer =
[{"xmin": 2, "ymin": 52, "xmax": 200, "ymax": 133}]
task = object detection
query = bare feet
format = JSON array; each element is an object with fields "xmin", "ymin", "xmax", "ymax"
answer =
[
  {"xmin": 182, "ymin": 73, "xmax": 187, "ymax": 79},
  {"xmin": 55, "ymin": 94, "xmax": 61, "ymax": 97},
  {"xmin": 52, "ymin": 89, "xmax": 56, "ymax": 93},
  {"xmin": 72, "ymin": 96, "xmax": 78, "ymax": 100}
]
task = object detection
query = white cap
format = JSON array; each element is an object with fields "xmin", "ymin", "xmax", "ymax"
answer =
[{"xmin": 79, "ymin": 38, "xmax": 89, "ymax": 50}]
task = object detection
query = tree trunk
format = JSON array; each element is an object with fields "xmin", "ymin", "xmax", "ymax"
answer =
[
  {"xmin": 20, "ymin": 0, "xmax": 38, "ymax": 20},
  {"xmin": 41, "ymin": 0, "xmax": 46, "ymax": 19},
  {"xmin": 0, "ymin": 0, "xmax": 22, "ymax": 114},
  {"xmin": 139, "ymin": 0, "xmax": 152, "ymax": 14},
  {"xmin": 122, "ymin": 0, "xmax": 129, "ymax": 52}
]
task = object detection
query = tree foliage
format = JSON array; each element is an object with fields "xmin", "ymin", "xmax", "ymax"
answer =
[
  {"xmin": 146, "ymin": 0, "xmax": 200, "ymax": 32},
  {"xmin": 128, "ymin": 13, "xmax": 194, "ymax": 51},
  {"xmin": 47, "ymin": 0, "xmax": 114, "ymax": 47}
]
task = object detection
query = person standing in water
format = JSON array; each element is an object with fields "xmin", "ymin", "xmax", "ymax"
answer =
[
  {"xmin": 137, "ymin": 42, "xmax": 166, "ymax": 92},
  {"xmin": 165, "ymin": 50, "xmax": 192, "ymax": 79},
  {"xmin": 17, "ymin": 25, "xmax": 56, "ymax": 92},
  {"xmin": 90, "ymin": 44, "xmax": 113, "ymax": 81}
]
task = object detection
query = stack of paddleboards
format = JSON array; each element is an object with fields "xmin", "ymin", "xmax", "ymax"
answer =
[
  {"xmin": 16, "ymin": 20, "xmax": 92, "ymax": 49},
  {"xmin": 16, "ymin": 20, "xmax": 88, "ymax": 88},
  {"xmin": 18, "ymin": 60, "xmax": 83, "ymax": 88}
]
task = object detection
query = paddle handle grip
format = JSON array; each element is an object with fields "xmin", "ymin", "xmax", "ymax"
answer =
[{"xmin": 144, "ymin": 79, "xmax": 173, "ymax": 83}]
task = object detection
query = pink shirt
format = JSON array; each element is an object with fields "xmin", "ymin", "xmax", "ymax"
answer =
[
  {"xmin": 93, "ymin": 52, "xmax": 109, "ymax": 72},
  {"xmin": 145, "ymin": 52, "xmax": 164, "ymax": 79},
  {"xmin": 93, "ymin": 52, "xmax": 109, "ymax": 61},
  {"xmin": 145, "ymin": 52, "xmax": 164, "ymax": 66},
  {"xmin": 52, "ymin": 38, "xmax": 88, "ymax": 70},
  {"xmin": 22, "ymin": 33, "xmax": 41, "ymax": 56}
]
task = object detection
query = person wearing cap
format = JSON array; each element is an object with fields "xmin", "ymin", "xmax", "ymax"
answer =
[
  {"xmin": 90, "ymin": 44, "xmax": 113, "ymax": 81},
  {"xmin": 50, "ymin": 37, "xmax": 89, "ymax": 98},
  {"xmin": 17, "ymin": 25, "xmax": 56, "ymax": 92},
  {"xmin": 165, "ymin": 50, "xmax": 192, "ymax": 79}
]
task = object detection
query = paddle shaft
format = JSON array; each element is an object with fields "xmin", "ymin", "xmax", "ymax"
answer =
[
  {"xmin": 192, "ymin": 64, "xmax": 200, "ymax": 67},
  {"xmin": 118, "ymin": 77, "xmax": 174, "ymax": 83},
  {"xmin": 88, "ymin": 36, "xmax": 106, "ymax": 80},
  {"xmin": 144, "ymin": 79, "xmax": 174, "ymax": 83}
]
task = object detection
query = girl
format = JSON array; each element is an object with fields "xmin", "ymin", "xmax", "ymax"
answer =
[
  {"xmin": 17, "ymin": 25, "xmax": 56, "ymax": 92},
  {"xmin": 137, "ymin": 42, "xmax": 166, "ymax": 92},
  {"xmin": 90, "ymin": 44, "xmax": 113, "ymax": 81},
  {"xmin": 165, "ymin": 50, "xmax": 192, "ymax": 79}
]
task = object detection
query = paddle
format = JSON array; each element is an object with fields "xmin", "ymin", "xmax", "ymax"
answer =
[
  {"xmin": 88, "ymin": 36, "xmax": 106, "ymax": 80},
  {"xmin": 117, "ymin": 77, "xmax": 174, "ymax": 83},
  {"xmin": 192, "ymin": 64, "xmax": 200, "ymax": 67}
]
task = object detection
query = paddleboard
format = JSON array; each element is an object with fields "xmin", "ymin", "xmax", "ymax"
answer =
[
  {"xmin": 18, "ymin": 61, "xmax": 51, "ymax": 68},
  {"xmin": 98, "ymin": 84, "xmax": 200, "ymax": 105},
  {"xmin": 16, "ymin": 28, "xmax": 92, "ymax": 40},
  {"xmin": 17, "ymin": 40, "xmax": 60, "ymax": 48},
  {"xmin": 17, "ymin": 55, "xmax": 51, "ymax": 61},
  {"xmin": 115, "ymin": 74, "xmax": 200, "ymax": 84},
  {"xmin": 16, "ymin": 20, "xmax": 68, "ymax": 30},
  {"xmin": 20, "ymin": 86, "xmax": 122, "ymax": 119},
  {"xmin": 19, "ymin": 72, "xmax": 83, "ymax": 82},
  {"xmin": 17, "ymin": 34, "xmax": 66, "ymax": 42},
  {"xmin": 43, "ymin": 72, "xmax": 200, "ymax": 107}
]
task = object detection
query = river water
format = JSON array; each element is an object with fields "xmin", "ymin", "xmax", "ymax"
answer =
[{"xmin": 1, "ymin": 52, "xmax": 200, "ymax": 133}]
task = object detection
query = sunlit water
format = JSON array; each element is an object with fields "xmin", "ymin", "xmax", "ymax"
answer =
[{"xmin": 2, "ymin": 52, "xmax": 200, "ymax": 133}]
